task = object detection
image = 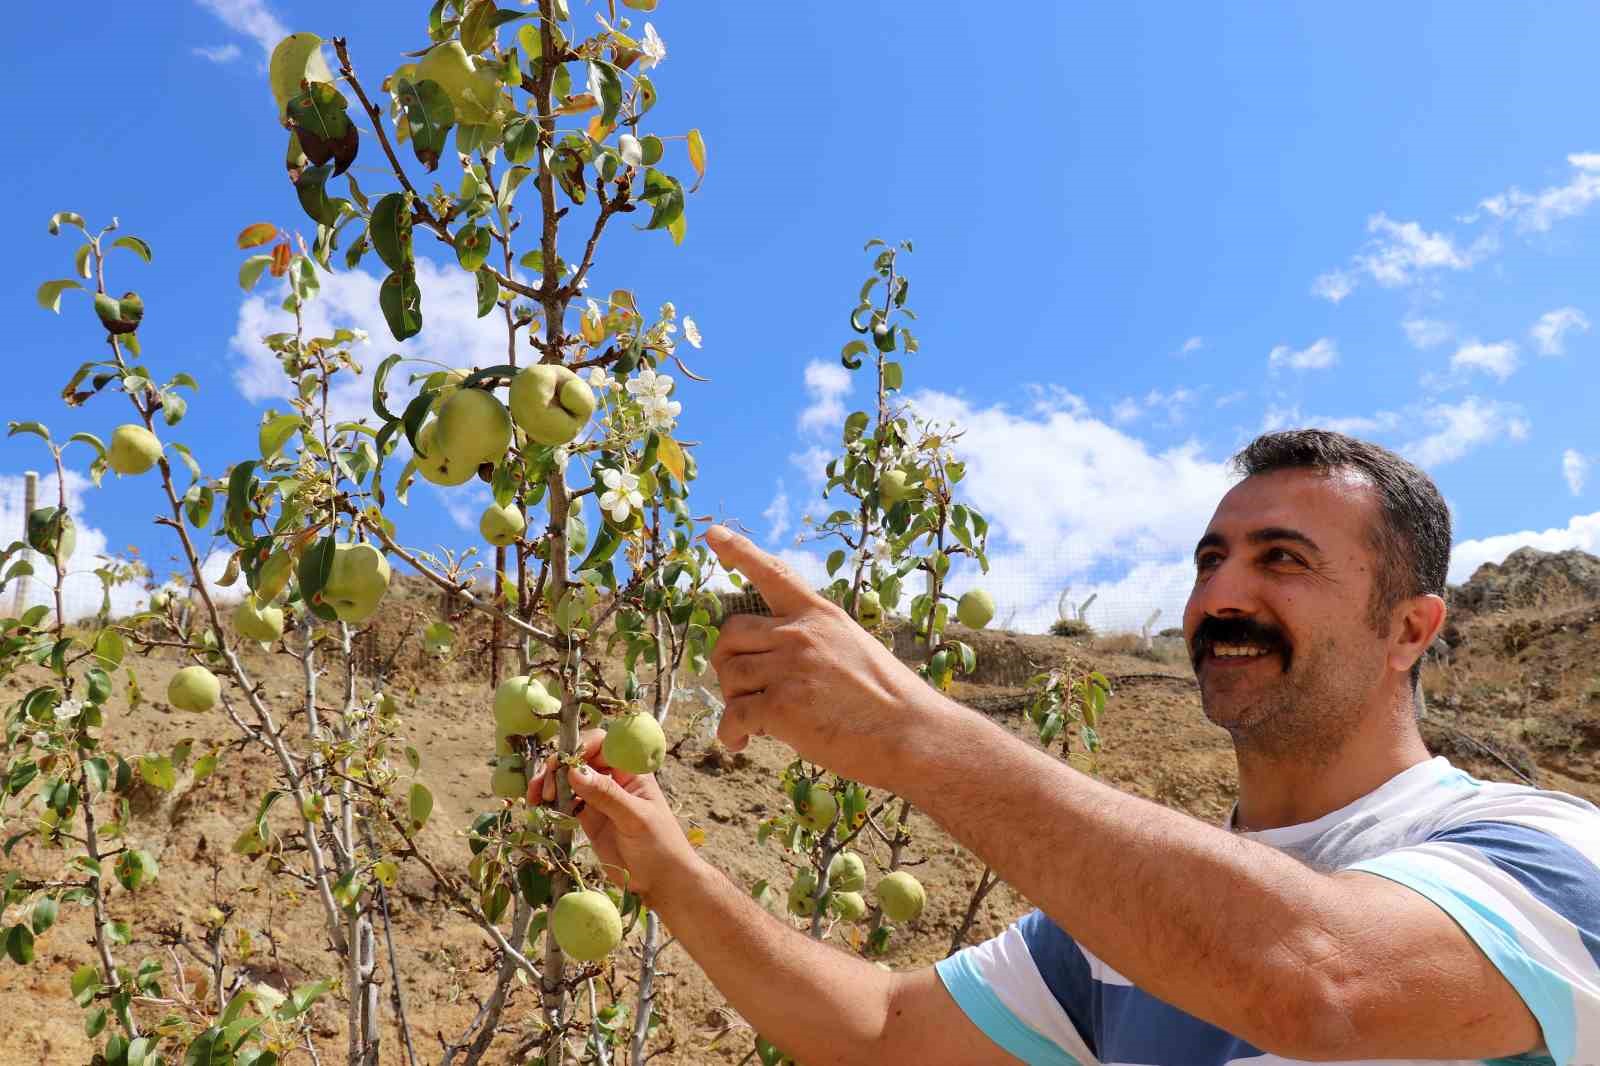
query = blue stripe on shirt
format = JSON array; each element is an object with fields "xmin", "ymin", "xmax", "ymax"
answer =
[
  {"xmin": 1426, "ymin": 821, "xmax": 1600, "ymax": 971},
  {"xmin": 1016, "ymin": 911, "xmax": 1100, "ymax": 1058},
  {"xmin": 1348, "ymin": 852, "xmax": 1579, "ymax": 1066},
  {"xmin": 935, "ymin": 949, "xmax": 1084, "ymax": 1066}
]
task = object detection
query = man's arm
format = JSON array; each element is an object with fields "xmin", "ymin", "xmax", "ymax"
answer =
[
  {"xmin": 702, "ymin": 524, "xmax": 1544, "ymax": 1061},
  {"xmin": 536, "ymin": 748, "xmax": 1018, "ymax": 1066}
]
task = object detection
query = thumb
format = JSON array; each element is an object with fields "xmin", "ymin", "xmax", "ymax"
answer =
[
  {"xmin": 568, "ymin": 764, "xmax": 650, "ymax": 831},
  {"xmin": 704, "ymin": 524, "xmax": 818, "ymax": 617}
]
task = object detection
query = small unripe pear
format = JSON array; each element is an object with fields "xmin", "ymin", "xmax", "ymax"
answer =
[
  {"xmin": 957, "ymin": 589, "xmax": 995, "ymax": 629},
  {"xmin": 169, "ymin": 666, "xmax": 221, "ymax": 713},
  {"xmin": 876, "ymin": 871, "xmax": 926, "ymax": 923},
  {"xmin": 827, "ymin": 852, "xmax": 866, "ymax": 893},
  {"xmin": 601, "ymin": 713, "xmax": 666, "ymax": 775},
  {"xmin": 107, "ymin": 424, "xmax": 162, "ymax": 475},
  {"xmin": 551, "ymin": 889, "xmax": 623, "ymax": 961}
]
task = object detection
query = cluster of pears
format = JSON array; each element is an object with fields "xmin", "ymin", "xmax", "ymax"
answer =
[
  {"xmin": 414, "ymin": 365, "xmax": 598, "ymax": 544},
  {"xmin": 787, "ymin": 852, "xmax": 926, "ymax": 925}
]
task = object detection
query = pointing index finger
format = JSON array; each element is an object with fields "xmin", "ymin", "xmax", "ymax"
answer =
[{"xmin": 703, "ymin": 525, "xmax": 820, "ymax": 617}]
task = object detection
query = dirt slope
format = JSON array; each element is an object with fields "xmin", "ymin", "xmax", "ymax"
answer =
[{"xmin": 2, "ymin": 579, "xmax": 1596, "ymax": 1064}]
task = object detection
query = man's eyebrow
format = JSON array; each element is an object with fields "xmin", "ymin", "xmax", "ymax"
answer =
[
  {"xmin": 1247, "ymin": 526, "xmax": 1322, "ymax": 554},
  {"xmin": 1192, "ymin": 527, "xmax": 1323, "ymax": 562}
]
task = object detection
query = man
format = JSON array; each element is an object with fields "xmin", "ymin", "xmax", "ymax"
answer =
[{"xmin": 531, "ymin": 429, "xmax": 1600, "ymax": 1065}]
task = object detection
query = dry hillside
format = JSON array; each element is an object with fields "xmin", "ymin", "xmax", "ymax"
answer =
[{"xmin": 2, "ymin": 549, "xmax": 1597, "ymax": 1063}]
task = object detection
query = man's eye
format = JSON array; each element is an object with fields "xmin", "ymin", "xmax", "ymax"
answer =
[
  {"xmin": 1265, "ymin": 547, "xmax": 1300, "ymax": 564},
  {"xmin": 1196, "ymin": 554, "xmax": 1220, "ymax": 572}
]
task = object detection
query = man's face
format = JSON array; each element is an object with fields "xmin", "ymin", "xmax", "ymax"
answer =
[{"xmin": 1182, "ymin": 467, "xmax": 1393, "ymax": 758}]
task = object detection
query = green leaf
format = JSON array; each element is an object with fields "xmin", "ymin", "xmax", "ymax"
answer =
[
  {"xmin": 47, "ymin": 211, "xmax": 85, "ymax": 236},
  {"xmin": 8, "ymin": 421, "xmax": 51, "ymax": 442},
  {"xmin": 573, "ymin": 524, "xmax": 620, "ymax": 573},
  {"xmin": 588, "ymin": 62, "xmax": 622, "ymax": 127},
  {"xmin": 840, "ymin": 340, "xmax": 868, "ymax": 370},
  {"xmin": 503, "ymin": 117, "xmax": 537, "ymax": 165},
  {"xmin": 686, "ymin": 128, "xmax": 707, "ymax": 191},
  {"xmin": 5, "ymin": 924, "xmax": 35, "ymax": 964},
  {"xmin": 183, "ymin": 484, "xmax": 215, "ymax": 530},
  {"xmin": 474, "ymin": 267, "xmax": 497, "ymax": 318},
  {"xmin": 884, "ymin": 362, "xmax": 903, "ymax": 390},
  {"xmin": 297, "ymin": 537, "xmax": 337, "ymax": 621},
  {"xmin": 293, "ymin": 164, "xmax": 347, "ymax": 227},
  {"xmin": 395, "ymin": 77, "xmax": 455, "ymax": 171},
  {"xmin": 36, "ymin": 279, "xmax": 83, "ymax": 313},
  {"xmin": 71, "ymin": 964, "xmax": 101, "ymax": 1006},
  {"xmin": 369, "ymin": 192, "xmax": 413, "ymax": 272},
  {"xmin": 826, "ymin": 549, "xmax": 845, "ymax": 577},
  {"xmin": 640, "ymin": 168, "xmax": 684, "ymax": 232},
  {"xmin": 238, "ymin": 254, "xmax": 272, "ymax": 292},
  {"xmin": 66, "ymin": 431, "xmax": 106, "ymax": 463},
  {"xmin": 225, "ymin": 460, "xmax": 259, "ymax": 547},
  {"xmin": 453, "ymin": 223, "xmax": 489, "ymax": 272},
  {"xmin": 380, "ymin": 267, "xmax": 423, "ymax": 341},
  {"xmin": 111, "ymin": 236, "xmax": 152, "ymax": 263},
  {"xmin": 30, "ymin": 898, "xmax": 57, "ymax": 935},
  {"xmin": 139, "ymin": 755, "xmax": 176, "ymax": 792},
  {"xmin": 258, "ymin": 412, "xmax": 303, "ymax": 460},
  {"xmin": 371, "ymin": 353, "xmax": 404, "ymax": 422},
  {"xmin": 408, "ymin": 782, "xmax": 433, "ymax": 831}
]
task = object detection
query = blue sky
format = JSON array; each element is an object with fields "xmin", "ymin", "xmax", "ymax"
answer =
[{"xmin": 2, "ymin": 1, "xmax": 1597, "ymax": 628}]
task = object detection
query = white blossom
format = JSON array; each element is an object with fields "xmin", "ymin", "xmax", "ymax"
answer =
[
  {"xmin": 642, "ymin": 395, "xmax": 682, "ymax": 431},
  {"xmin": 599, "ymin": 468, "xmax": 644, "ymax": 522},
  {"xmin": 625, "ymin": 367, "xmax": 675, "ymax": 402},
  {"xmin": 659, "ymin": 301, "xmax": 676, "ymax": 320},
  {"xmin": 587, "ymin": 366, "xmax": 613, "ymax": 392},
  {"xmin": 349, "ymin": 328, "xmax": 370, "ymax": 344},
  {"xmin": 53, "ymin": 698, "xmax": 85, "ymax": 722},
  {"xmin": 586, "ymin": 298, "xmax": 602, "ymax": 318},
  {"xmin": 640, "ymin": 23, "xmax": 666, "ymax": 69},
  {"xmin": 31, "ymin": 730, "xmax": 49, "ymax": 747},
  {"xmin": 682, "ymin": 317, "xmax": 702, "ymax": 349}
]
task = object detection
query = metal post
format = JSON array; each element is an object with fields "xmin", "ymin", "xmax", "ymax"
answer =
[{"xmin": 13, "ymin": 471, "xmax": 37, "ymax": 613}]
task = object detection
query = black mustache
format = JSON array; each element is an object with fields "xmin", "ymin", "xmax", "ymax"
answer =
[{"xmin": 1192, "ymin": 616, "xmax": 1292, "ymax": 669}]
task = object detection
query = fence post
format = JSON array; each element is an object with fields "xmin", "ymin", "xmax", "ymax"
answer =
[{"xmin": 12, "ymin": 471, "xmax": 38, "ymax": 614}]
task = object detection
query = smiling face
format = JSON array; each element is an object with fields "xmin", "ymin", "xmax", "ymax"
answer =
[{"xmin": 1183, "ymin": 466, "xmax": 1397, "ymax": 759}]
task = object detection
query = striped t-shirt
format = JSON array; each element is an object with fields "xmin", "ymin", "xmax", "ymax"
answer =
[{"xmin": 936, "ymin": 755, "xmax": 1600, "ymax": 1065}]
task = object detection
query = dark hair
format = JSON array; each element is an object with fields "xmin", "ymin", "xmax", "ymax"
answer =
[{"xmin": 1231, "ymin": 429, "xmax": 1450, "ymax": 690}]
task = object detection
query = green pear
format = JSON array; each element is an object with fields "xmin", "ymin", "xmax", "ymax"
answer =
[
  {"xmin": 878, "ymin": 468, "xmax": 917, "ymax": 504},
  {"xmin": 107, "ymin": 424, "xmax": 161, "ymax": 475},
  {"xmin": 436, "ymin": 387, "xmax": 512, "ymax": 468},
  {"xmin": 169, "ymin": 665, "xmax": 220, "ymax": 713},
  {"xmin": 479, "ymin": 502, "xmax": 525, "ymax": 546},
  {"xmin": 827, "ymin": 852, "xmax": 867, "ymax": 893},
  {"xmin": 551, "ymin": 890, "xmax": 623, "ymax": 961},
  {"xmin": 957, "ymin": 589, "xmax": 995, "ymax": 629},
  {"xmin": 490, "ymin": 756, "xmax": 527, "ymax": 799},
  {"xmin": 794, "ymin": 787, "xmax": 838, "ymax": 832},
  {"xmin": 232, "ymin": 595, "xmax": 285, "ymax": 643},
  {"xmin": 856, "ymin": 589, "xmax": 883, "ymax": 627},
  {"xmin": 829, "ymin": 890, "xmax": 868, "ymax": 922},
  {"xmin": 320, "ymin": 543, "xmax": 390, "ymax": 624},
  {"xmin": 414, "ymin": 420, "xmax": 476, "ymax": 486},
  {"xmin": 509, "ymin": 364, "xmax": 596, "ymax": 446},
  {"xmin": 416, "ymin": 42, "xmax": 500, "ymax": 123},
  {"xmin": 426, "ymin": 367, "xmax": 471, "ymax": 412},
  {"xmin": 149, "ymin": 589, "xmax": 171, "ymax": 612},
  {"xmin": 601, "ymin": 713, "xmax": 666, "ymax": 775},
  {"xmin": 787, "ymin": 869, "xmax": 819, "ymax": 917},
  {"xmin": 494, "ymin": 675, "xmax": 560, "ymax": 740},
  {"xmin": 876, "ymin": 871, "xmax": 926, "ymax": 923}
]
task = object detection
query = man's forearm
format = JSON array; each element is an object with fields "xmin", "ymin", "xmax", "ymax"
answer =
[
  {"xmin": 893, "ymin": 695, "xmax": 1334, "ymax": 1053},
  {"xmin": 650, "ymin": 855, "xmax": 896, "ymax": 1066}
]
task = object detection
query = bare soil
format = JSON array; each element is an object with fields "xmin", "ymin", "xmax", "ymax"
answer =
[{"xmin": 3, "ymin": 590, "xmax": 1596, "ymax": 1064}]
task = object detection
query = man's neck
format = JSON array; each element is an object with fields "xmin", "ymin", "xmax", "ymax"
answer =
[{"xmin": 1230, "ymin": 700, "xmax": 1433, "ymax": 833}]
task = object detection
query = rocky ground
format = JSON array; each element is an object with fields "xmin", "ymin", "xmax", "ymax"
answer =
[{"xmin": 2, "ymin": 548, "xmax": 1597, "ymax": 1064}]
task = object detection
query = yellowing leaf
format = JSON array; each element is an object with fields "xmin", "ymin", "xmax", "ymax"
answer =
[
  {"xmin": 655, "ymin": 435, "xmax": 685, "ymax": 483},
  {"xmin": 237, "ymin": 223, "xmax": 278, "ymax": 249},
  {"xmin": 686, "ymin": 827, "xmax": 706, "ymax": 847},
  {"xmin": 687, "ymin": 128, "xmax": 706, "ymax": 191}
]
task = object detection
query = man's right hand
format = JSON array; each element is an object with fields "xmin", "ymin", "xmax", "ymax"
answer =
[{"xmin": 526, "ymin": 731, "xmax": 701, "ymax": 903}]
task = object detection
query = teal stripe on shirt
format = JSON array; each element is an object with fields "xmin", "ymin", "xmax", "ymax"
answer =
[
  {"xmin": 1348, "ymin": 853, "xmax": 1577, "ymax": 1066},
  {"xmin": 936, "ymin": 951, "xmax": 1084, "ymax": 1066}
]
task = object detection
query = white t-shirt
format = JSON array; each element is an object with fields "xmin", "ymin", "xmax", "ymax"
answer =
[{"xmin": 936, "ymin": 756, "xmax": 1600, "ymax": 1065}]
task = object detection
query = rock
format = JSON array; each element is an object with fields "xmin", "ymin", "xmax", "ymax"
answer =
[{"xmin": 1451, "ymin": 547, "xmax": 1600, "ymax": 614}]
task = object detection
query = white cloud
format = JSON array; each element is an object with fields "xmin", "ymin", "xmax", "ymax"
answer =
[
  {"xmin": 1259, "ymin": 405, "xmax": 1402, "ymax": 439},
  {"xmin": 1448, "ymin": 509, "xmax": 1600, "ymax": 584},
  {"xmin": 1478, "ymin": 153, "xmax": 1600, "ymax": 234},
  {"xmin": 796, "ymin": 360, "xmax": 853, "ymax": 436},
  {"xmin": 1110, "ymin": 397, "xmax": 1142, "ymax": 424},
  {"xmin": 1401, "ymin": 397, "xmax": 1529, "ymax": 468},
  {"xmin": 436, "ymin": 482, "xmax": 490, "ymax": 535},
  {"xmin": 0, "ymin": 469, "xmax": 149, "ymax": 621},
  {"xmin": 1178, "ymin": 336, "xmax": 1204, "ymax": 355},
  {"xmin": 1564, "ymin": 450, "xmax": 1589, "ymax": 496},
  {"xmin": 193, "ymin": 43, "xmax": 242, "ymax": 63},
  {"xmin": 1268, "ymin": 337, "xmax": 1339, "ymax": 371},
  {"xmin": 1401, "ymin": 316, "xmax": 1453, "ymax": 350},
  {"xmin": 763, "ymin": 482, "xmax": 791, "ymax": 544},
  {"xmin": 1449, "ymin": 339, "xmax": 1520, "ymax": 381},
  {"xmin": 229, "ymin": 258, "xmax": 516, "ymax": 424},
  {"xmin": 1311, "ymin": 270, "xmax": 1355, "ymax": 304},
  {"xmin": 1530, "ymin": 307, "xmax": 1590, "ymax": 356},
  {"xmin": 194, "ymin": 0, "xmax": 288, "ymax": 58},
  {"xmin": 1214, "ymin": 390, "xmax": 1247, "ymax": 409}
]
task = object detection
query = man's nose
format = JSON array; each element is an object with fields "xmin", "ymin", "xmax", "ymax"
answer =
[{"xmin": 1185, "ymin": 556, "xmax": 1262, "ymax": 626}]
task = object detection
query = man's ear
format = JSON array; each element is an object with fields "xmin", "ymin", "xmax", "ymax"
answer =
[{"xmin": 1389, "ymin": 593, "xmax": 1447, "ymax": 677}]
